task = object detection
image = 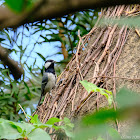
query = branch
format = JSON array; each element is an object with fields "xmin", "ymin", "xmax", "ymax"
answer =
[
  {"xmin": 0, "ymin": 0, "xmax": 139, "ymax": 30},
  {"xmin": 0, "ymin": 45, "xmax": 24, "ymax": 80}
]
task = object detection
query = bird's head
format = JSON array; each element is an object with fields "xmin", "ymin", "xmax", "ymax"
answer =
[{"xmin": 44, "ymin": 59, "xmax": 56, "ymax": 69}]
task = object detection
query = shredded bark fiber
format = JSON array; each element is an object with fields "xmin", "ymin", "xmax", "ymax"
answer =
[{"xmin": 34, "ymin": 4, "xmax": 140, "ymax": 136}]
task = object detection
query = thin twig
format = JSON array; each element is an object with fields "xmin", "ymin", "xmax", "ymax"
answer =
[
  {"xmin": 18, "ymin": 104, "xmax": 29, "ymax": 122},
  {"xmin": 87, "ymin": 76, "xmax": 140, "ymax": 81},
  {"xmin": 135, "ymin": 28, "xmax": 140, "ymax": 37}
]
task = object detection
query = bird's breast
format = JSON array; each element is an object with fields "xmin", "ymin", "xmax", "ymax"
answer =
[{"xmin": 44, "ymin": 73, "xmax": 56, "ymax": 93}]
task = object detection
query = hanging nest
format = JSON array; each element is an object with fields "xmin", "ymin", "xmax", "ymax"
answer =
[{"xmin": 35, "ymin": 5, "xmax": 140, "ymax": 128}]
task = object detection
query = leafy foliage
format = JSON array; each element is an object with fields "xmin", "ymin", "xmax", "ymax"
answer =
[
  {"xmin": 80, "ymin": 80, "xmax": 113, "ymax": 105},
  {"xmin": 0, "ymin": 115, "xmax": 50, "ymax": 140},
  {"xmin": 0, "ymin": 7, "xmax": 99, "ymax": 122},
  {"xmin": 0, "ymin": 114, "xmax": 74, "ymax": 140},
  {"xmin": 58, "ymin": 117, "xmax": 74, "ymax": 138},
  {"xmin": 0, "ymin": 66, "xmax": 41, "ymax": 121},
  {"xmin": 33, "ymin": 9, "xmax": 99, "ymax": 64},
  {"xmin": 1, "ymin": 88, "xmax": 140, "ymax": 140}
]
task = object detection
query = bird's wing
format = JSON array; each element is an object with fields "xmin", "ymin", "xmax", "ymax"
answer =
[
  {"xmin": 41, "ymin": 73, "xmax": 48, "ymax": 95},
  {"xmin": 37, "ymin": 74, "xmax": 48, "ymax": 106}
]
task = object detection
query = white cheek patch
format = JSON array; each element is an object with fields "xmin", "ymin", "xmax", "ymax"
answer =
[{"xmin": 45, "ymin": 62, "xmax": 51, "ymax": 69}]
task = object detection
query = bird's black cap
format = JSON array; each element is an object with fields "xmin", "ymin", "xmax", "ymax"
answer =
[{"xmin": 45, "ymin": 60, "xmax": 56, "ymax": 63}]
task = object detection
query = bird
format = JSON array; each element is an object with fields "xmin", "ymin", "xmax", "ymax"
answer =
[{"xmin": 37, "ymin": 59, "xmax": 56, "ymax": 106}]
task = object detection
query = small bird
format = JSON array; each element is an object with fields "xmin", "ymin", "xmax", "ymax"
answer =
[{"xmin": 37, "ymin": 59, "xmax": 56, "ymax": 106}]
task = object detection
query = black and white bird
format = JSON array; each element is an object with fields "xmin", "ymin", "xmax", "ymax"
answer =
[{"xmin": 38, "ymin": 60, "xmax": 56, "ymax": 106}]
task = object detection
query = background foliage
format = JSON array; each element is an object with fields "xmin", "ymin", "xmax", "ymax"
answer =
[
  {"xmin": 0, "ymin": 0, "xmax": 99, "ymax": 121},
  {"xmin": 1, "ymin": 86, "xmax": 140, "ymax": 140}
]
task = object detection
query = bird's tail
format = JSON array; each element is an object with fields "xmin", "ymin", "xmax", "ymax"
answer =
[{"xmin": 37, "ymin": 94, "xmax": 43, "ymax": 107}]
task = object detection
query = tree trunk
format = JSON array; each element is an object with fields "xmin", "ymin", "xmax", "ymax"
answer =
[{"xmin": 36, "ymin": 4, "xmax": 140, "ymax": 136}]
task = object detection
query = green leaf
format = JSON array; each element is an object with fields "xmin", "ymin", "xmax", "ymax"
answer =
[
  {"xmin": 36, "ymin": 52, "xmax": 46, "ymax": 61},
  {"xmin": 46, "ymin": 117, "xmax": 62, "ymax": 125},
  {"xmin": 5, "ymin": 0, "xmax": 24, "ymax": 13},
  {"xmin": 80, "ymin": 80, "xmax": 97, "ymax": 93},
  {"xmin": 46, "ymin": 117, "xmax": 62, "ymax": 130},
  {"xmin": 116, "ymin": 88, "xmax": 140, "ymax": 109},
  {"xmin": 1, "ymin": 69, "xmax": 10, "ymax": 79},
  {"xmin": 29, "ymin": 115, "xmax": 52, "ymax": 129},
  {"xmin": 24, "ymin": 82, "xmax": 30, "ymax": 94},
  {"xmin": 30, "ymin": 115, "xmax": 51, "ymax": 129},
  {"xmin": 82, "ymin": 109, "xmax": 117, "ymax": 125},
  {"xmin": 108, "ymin": 95, "xmax": 113, "ymax": 106},
  {"xmin": 29, "ymin": 115, "xmax": 49, "ymax": 126},
  {"xmin": 108, "ymin": 127, "xmax": 121, "ymax": 140},
  {"xmin": 72, "ymin": 124, "xmax": 109, "ymax": 140},
  {"xmin": 59, "ymin": 125, "xmax": 74, "ymax": 138},
  {"xmin": 58, "ymin": 117, "xmax": 74, "ymax": 138},
  {"xmin": 27, "ymin": 128, "xmax": 51, "ymax": 140},
  {"xmin": 99, "ymin": 90, "xmax": 113, "ymax": 106},
  {"xmin": 33, "ymin": 123, "xmax": 52, "ymax": 129},
  {"xmin": 3, "ymin": 30, "xmax": 11, "ymax": 42},
  {"xmin": 30, "ymin": 114, "xmax": 42, "ymax": 124},
  {"xmin": 63, "ymin": 117, "xmax": 74, "ymax": 129},
  {"xmin": 11, "ymin": 81, "xmax": 18, "ymax": 95},
  {"xmin": 105, "ymin": 90, "xmax": 112, "ymax": 95},
  {"xmin": 0, "ymin": 118, "xmax": 22, "ymax": 139},
  {"xmin": 97, "ymin": 136, "xmax": 105, "ymax": 140},
  {"xmin": 0, "ymin": 38, "xmax": 5, "ymax": 42},
  {"xmin": 0, "ymin": 118, "xmax": 51, "ymax": 140},
  {"xmin": 9, "ymin": 121, "xmax": 35, "ymax": 135},
  {"xmin": 80, "ymin": 80, "xmax": 113, "ymax": 105},
  {"xmin": 9, "ymin": 121, "xmax": 23, "ymax": 133}
]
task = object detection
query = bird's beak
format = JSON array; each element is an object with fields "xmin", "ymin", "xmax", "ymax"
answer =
[{"xmin": 53, "ymin": 61, "xmax": 57, "ymax": 63}]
